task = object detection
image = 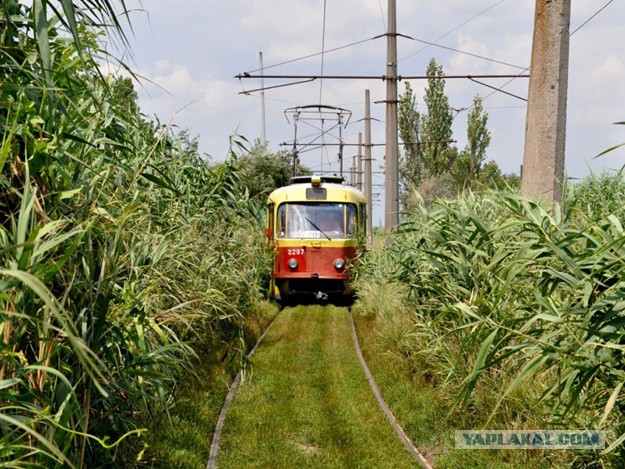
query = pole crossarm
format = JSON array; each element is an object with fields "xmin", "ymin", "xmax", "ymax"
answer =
[
  {"xmin": 279, "ymin": 140, "xmax": 455, "ymax": 147},
  {"xmin": 236, "ymin": 73, "xmax": 530, "ymax": 80},
  {"xmin": 237, "ymin": 73, "xmax": 530, "ymax": 95}
]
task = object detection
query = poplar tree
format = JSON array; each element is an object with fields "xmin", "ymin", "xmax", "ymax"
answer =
[
  {"xmin": 453, "ymin": 95, "xmax": 491, "ymax": 190},
  {"xmin": 398, "ymin": 82, "xmax": 422, "ymax": 188},
  {"xmin": 420, "ymin": 59, "xmax": 454, "ymax": 176}
]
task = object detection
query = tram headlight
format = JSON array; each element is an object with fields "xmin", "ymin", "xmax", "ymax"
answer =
[
  {"xmin": 334, "ymin": 258, "xmax": 345, "ymax": 269},
  {"xmin": 288, "ymin": 258, "xmax": 298, "ymax": 269}
]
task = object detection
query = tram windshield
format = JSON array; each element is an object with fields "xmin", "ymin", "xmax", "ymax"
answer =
[{"xmin": 277, "ymin": 203, "xmax": 357, "ymax": 239}]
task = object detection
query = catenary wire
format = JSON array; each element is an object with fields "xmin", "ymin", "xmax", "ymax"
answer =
[
  {"xmin": 243, "ymin": 38, "xmax": 377, "ymax": 74},
  {"xmin": 406, "ymin": 36, "xmax": 525, "ymax": 70},
  {"xmin": 319, "ymin": 0, "xmax": 328, "ymax": 104},
  {"xmin": 462, "ymin": 0, "xmax": 615, "ymax": 111},
  {"xmin": 377, "ymin": 0, "xmax": 387, "ymax": 32},
  {"xmin": 400, "ymin": 0, "xmax": 508, "ymax": 62},
  {"xmin": 570, "ymin": 0, "xmax": 614, "ymax": 36}
]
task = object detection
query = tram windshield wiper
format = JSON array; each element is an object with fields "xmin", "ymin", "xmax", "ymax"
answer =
[{"xmin": 304, "ymin": 216, "xmax": 331, "ymax": 241}]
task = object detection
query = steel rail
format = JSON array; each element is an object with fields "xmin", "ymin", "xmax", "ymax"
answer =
[
  {"xmin": 206, "ymin": 311, "xmax": 282, "ymax": 469},
  {"xmin": 207, "ymin": 307, "xmax": 432, "ymax": 467},
  {"xmin": 348, "ymin": 309, "xmax": 432, "ymax": 468}
]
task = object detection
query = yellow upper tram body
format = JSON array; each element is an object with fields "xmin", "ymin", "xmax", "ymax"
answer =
[{"xmin": 266, "ymin": 176, "xmax": 366, "ymax": 304}]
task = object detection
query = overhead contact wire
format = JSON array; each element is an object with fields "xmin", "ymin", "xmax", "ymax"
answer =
[
  {"xmin": 400, "ymin": 0, "xmax": 508, "ymax": 62},
  {"xmin": 319, "ymin": 0, "xmax": 328, "ymax": 105},
  {"xmin": 471, "ymin": 0, "xmax": 615, "ymax": 109},
  {"xmin": 245, "ymin": 37, "xmax": 376, "ymax": 74}
]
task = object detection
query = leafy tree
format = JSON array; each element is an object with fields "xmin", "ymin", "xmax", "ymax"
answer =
[
  {"xmin": 110, "ymin": 76, "xmax": 140, "ymax": 117},
  {"xmin": 399, "ymin": 60, "xmax": 519, "ymax": 205},
  {"xmin": 452, "ymin": 95, "xmax": 491, "ymax": 190},
  {"xmin": 399, "ymin": 82, "xmax": 422, "ymax": 187},
  {"xmin": 399, "ymin": 59, "xmax": 455, "ymax": 193},
  {"xmin": 235, "ymin": 140, "xmax": 311, "ymax": 198},
  {"xmin": 420, "ymin": 59, "xmax": 455, "ymax": 177}
]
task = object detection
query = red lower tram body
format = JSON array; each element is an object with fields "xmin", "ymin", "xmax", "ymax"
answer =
[{"xmin": 273, "ymin": 245, "xmax": 356, "ymax": 303}]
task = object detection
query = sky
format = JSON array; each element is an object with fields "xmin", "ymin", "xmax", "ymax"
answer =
[{"xmin": 116, "ymin": 0, "xmax": 625, "ymax": 225}]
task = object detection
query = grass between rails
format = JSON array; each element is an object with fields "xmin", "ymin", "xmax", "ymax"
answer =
[{"xmin": 217, "ymin": 305, "xmax": 419, "ymax": 468}]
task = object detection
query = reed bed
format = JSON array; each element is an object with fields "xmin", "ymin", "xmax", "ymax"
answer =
[
  {"xmin": 1, "ymin": 2, "xmax": 272, "ymax": 466},
  {"xmin": 356, "ymin": 173, "xmax": 625, "ymax": 466}
]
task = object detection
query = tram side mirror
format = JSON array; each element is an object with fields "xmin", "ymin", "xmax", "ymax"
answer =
[{"xmin": 265, "ymin": 228, "xmax": 272, "ymax": 238}]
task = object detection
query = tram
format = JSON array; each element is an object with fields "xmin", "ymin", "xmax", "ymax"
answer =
[{"xmin": 266, "ymin": 175, "xmax": 366, "ymax": 304}]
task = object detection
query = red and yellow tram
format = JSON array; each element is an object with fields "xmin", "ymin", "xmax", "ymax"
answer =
[{"xmin": 266, "ymin": 176, "xmax": 366, "ymax": 304}]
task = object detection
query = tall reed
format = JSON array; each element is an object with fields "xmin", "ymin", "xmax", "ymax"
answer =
[
  {"xmin": 357, "ymin": 179, "xmax": 625, "ymax": 463},
  {"xmin": 1, "ymin": 3, "xmax": 272, "ymax": 466}
]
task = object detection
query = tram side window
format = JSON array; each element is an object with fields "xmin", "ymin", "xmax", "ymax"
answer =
[
  {"xmin": 359, "ymin": 204, "xmax": 366, "ymax": 233},
  {"xmin": 267, "ymin": 203, "xmax": 274, "ymax": 237},
  {"xmin": 346, "ymin": 204, "xmax": 357, "ymax": 237},
  {"xmin": 277, "ymin": 204, "xmax": 287, "ymax": 238}
]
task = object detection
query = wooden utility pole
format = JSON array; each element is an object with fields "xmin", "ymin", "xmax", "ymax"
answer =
[
  {"xmin": 521, "ymin": 0, "xmax": 571, "ymax": 203},
  {"xmin": 365, "ymin": 90, "xmax": 373, "ymax": 239},
  {"xmin": 357, "ymin": 132, "xmax": 363, "ymax": 191},
  {"xmin": 385, "ymin": 0, "xmax": 399, "ymax": 231}
]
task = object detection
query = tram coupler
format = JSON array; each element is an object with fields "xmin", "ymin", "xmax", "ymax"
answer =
[{"xmin": 315, "ymin": 291, "xmax": 329, "ymax": 301}]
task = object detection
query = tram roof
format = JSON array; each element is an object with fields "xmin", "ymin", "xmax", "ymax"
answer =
[{"xmin": 268, "ymin": 178, "xmax": 366, "ymax": 205}]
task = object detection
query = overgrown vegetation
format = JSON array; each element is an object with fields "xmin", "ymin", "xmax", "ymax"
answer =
[
  {"xmin": 0, "ymin": 2, "xmax": 274, "ymax": 466},
  {"xmin": 235, "ymin": 140, "xmax": 311, "ymax": 199},
  {"xmin": 3, "ymin": 1, "xmax": 624, "ymax": 468},
  {"xmin": 355, "ymin": 171, "xmax": 625, "ymax": 466}
]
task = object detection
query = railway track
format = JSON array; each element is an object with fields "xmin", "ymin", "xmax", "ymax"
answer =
[{"xmin": 207, "ymin": 305, "xmax": 431, "ymax": 468}]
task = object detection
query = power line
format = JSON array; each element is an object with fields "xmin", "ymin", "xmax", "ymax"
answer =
[
  {"xmin": 570, "ymin": 0, "xmax": 614, "ymax": 36},
  {"xmin": 478, "ymin": 67, "xmax": 530, "ymax": 105},
  {"xmin": 319, "ymin": 0, "xmax": 328, "ymax": 104},
  {"xmin": 244, "ymin": 37, "xmax": 377, "ymax": 74},
  {"xmin": 377, "ymin": 0, "xmax": 387, "ymax": 32},
  {"xmin": 400, "ymin": 0, "xmax": 508, "ymax": 62},
  {"xmin": 465, "ymin": 0, "xmax": 615, "ymax": 110},
  {"xmin": 469, "ymin": 77, "xmax": 527, "ymax": 101},
  {"xmin": 240, "ymin": 78, "xmax": 315, "ymax": 95}
]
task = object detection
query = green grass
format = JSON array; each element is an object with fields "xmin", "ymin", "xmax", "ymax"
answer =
[
  {"xmin": 144, "ymin": 301, "xmax": 279, "ymax": 468},
  {"xmin": 217, "ymin": 305, "xmax": 419, "ymax": 468}
]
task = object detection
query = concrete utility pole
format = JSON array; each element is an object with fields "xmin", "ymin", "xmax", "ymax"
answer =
[
  {"xmin": 292, "ymin": 114, "xmax": 298, "ymax": 177},
  {"xmin": 357, "ymin": 132, "xmax": 363, "ymax": 191},
  {"xmin": 385, "ymin": 0, "xmax": 399, "ymax": 231},
  {"xmin": 521, "ymin": 0, "xmax": 571, "ymax": 203},
  {"xmin": 365, "ymin": 90, "xmax": 373, "ymax": 239},
  {"xmin": 338, "ymin": 115, "xmax": 344, "ymax": 178},
  {"xmin": 350, "ymin": 154, "xmax": 356, "ymax": 186},
  {"xmin": 259, "ymin": 52, "xmax": 267, "ymax": 146}
]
